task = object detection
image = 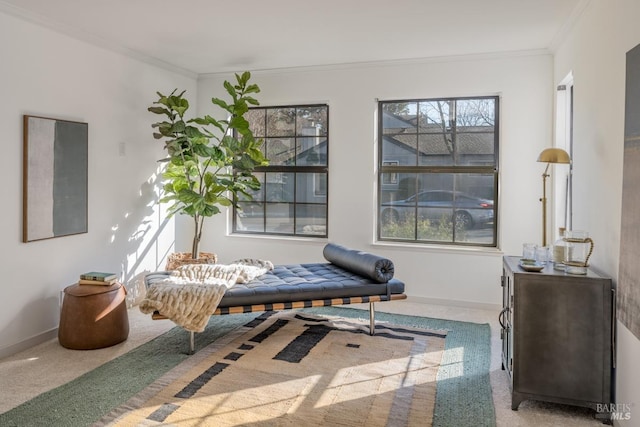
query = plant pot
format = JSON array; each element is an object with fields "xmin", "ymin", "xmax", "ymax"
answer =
[{"xmin": 165, "ymin": 252, "xmax": 218, "ymax": 271}]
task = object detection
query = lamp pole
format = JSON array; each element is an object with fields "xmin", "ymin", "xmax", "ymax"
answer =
[
  {"xmin": 537, "ymin": 148, "xmax": 570, "ymax": 248},
  {"xmin": 540, "ymin": 163, "xmax": 551, "ymax": 247}
]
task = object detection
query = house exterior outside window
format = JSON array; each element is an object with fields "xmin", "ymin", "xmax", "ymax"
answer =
[
  {"xmin": 378, "ymin": 97, "xmax": 498, "ymax": 246},
  {"xmin": 233, "ymin": 104, "xmax": 329, "ymax": 237}
]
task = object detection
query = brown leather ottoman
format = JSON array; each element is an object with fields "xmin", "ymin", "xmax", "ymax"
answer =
[{"xmin": 59, "ymin": 282, "xmax": 129, "ymax": 350}]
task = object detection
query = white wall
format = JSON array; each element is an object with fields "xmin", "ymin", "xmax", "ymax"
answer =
[
  {"xmin": 553, "ymin": 0, "xmax": 640, "ymax": 423},
  {"xmin": 0, "ymin": 11, "xmax": 196, "ymax": 356},
  {"xmin": 195, "ymin": 52, "xmax": 554, "ymax": 309}
]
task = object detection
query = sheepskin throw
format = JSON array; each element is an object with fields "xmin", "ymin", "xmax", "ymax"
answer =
[{"xmin": 139, "ymin": 260, "xmax": 273, "ymax": 332}]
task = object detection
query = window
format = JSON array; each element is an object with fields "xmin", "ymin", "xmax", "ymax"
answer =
[
  {"xmin": 378, "ymin": 97, "xmax": 498, "ymax": 246},
  {"xmin": 233, "ymin": 104, "xmax": 329, "ymax": 237}
]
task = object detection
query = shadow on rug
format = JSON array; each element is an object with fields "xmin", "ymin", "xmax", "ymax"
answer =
[
  {"xmin": 100, "ymin": 311, "xmax": 447, "ymax": 426},
  {"xmin": 0, "ymin": 307, "xmax": 495, "ymax": 427},
  {"xmin": 309, "ymin": 307, "xmax": 496, "ymax": 427}
]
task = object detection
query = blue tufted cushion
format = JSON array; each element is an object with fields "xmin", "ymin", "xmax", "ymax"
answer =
[
  {"xmin": 145, "ymin": 262, "xmax": 404, "ymax": 308},
  {"xmin": 322, "ymin": 243, "xmax": 394, "ymax": 283}
]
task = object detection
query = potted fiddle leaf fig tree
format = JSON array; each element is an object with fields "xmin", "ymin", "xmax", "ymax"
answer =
[{"xmin": 149, "ymin": 72, "xmax": 267, "ymax": 268}]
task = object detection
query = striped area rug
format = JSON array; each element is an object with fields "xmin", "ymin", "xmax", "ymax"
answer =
[{"xmin": 100, "ymin": 311, "xmax": 447, "ymax": 426}]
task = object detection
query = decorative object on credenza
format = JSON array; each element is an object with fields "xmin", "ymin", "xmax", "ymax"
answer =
[
  {"xmin": 148, "ymin": 72, "xmax": 267, "ymax": 262},
  {"xmin": 522, "ymin": 242, "xmax": 537, "ymax": 261},
  {"xmin": 563, "ymin": 230, "xmax": 594, "ymax": 275},
  {"xmin": 535, "ymin": 245, "xmax": 550, "ymax": 266},
  {"xmin": 552, "ymin": 227, "xmax": 570, "ymax": 270},
  {"xmin": 537, "ymin": 147, "xmax": 571, "ymax": 247},
  {"xmin": 23, "ymin": 115, "xmax": 88, "ymax": 242},
  {"xmin": 518, "ymin": 258, "xmax": 544, "ymax": 272}
]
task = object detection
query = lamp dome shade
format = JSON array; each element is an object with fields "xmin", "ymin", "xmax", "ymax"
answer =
[{"xmin": 537, "ymin": 148, "xmax": 571, "ymax": 164}]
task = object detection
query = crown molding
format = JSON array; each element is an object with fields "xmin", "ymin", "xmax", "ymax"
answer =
[
  {"xmin": 199, "ymin": 48, "xmax": 552, "ymax": 79},
  {"xmin": 548, "ymin": 0, "xmax": 592, "ymax": 53},
  {"xmin": 0, "ymin": 1, "xmax": 197, "ymax": 79}
]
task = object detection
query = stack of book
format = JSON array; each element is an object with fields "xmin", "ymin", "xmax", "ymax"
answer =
[{"xmin": 78, "ymin": 271, "xmax": 118, "ymax": 286}]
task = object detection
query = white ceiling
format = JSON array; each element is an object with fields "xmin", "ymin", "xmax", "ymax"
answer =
[{"xmin": 1, "ymin": 0, "xmax": 586, "ymax": 76}]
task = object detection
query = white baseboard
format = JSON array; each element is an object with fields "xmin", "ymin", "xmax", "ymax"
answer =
[
  {"xmin": 0, "ymin": 328, "xmax": 58, "ymax": 360},
  {"xmin": 405, "ymin": 295, "xmax": 501, "ymax": 312}
]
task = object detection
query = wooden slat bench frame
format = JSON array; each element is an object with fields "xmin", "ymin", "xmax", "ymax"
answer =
[{"xmin": 152, "ymin": 293, "xmax": 408, "ymax": 353}]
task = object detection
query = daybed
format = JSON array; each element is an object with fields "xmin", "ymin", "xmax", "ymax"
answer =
[{"xmin": 143, "ymin": 243, "xmax": 406, "ymax": 352}]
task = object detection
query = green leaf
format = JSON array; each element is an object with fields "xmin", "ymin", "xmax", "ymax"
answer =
[
  {"xmin": 244, "ymin": 84, "xmax": 260, "ymax": 95},
  {"xmin": 238, "ymin": 71, "xmax": 251, "ymax": 86},
  {"xmin": 190, "ymin": 116, "xmax": 222, "ymax": 134},
  {"xmin": 205, "ymin": 115, "xmax": 225, "ymax": 133},
  {"xmin": 203, "ymin": 172, "xmax": 215, "ymax": 188},
  {"xmin": 163, "ymin": 168, "xmax": 188, "ymax": 179},
  {"xmin": 170, "ymin": 121, "xmax": 186, "ymax": 133},
  {"xmin": 155, "ymin": 95, "xmax": 170, "ymax": 107},
  {"xmin": 177, "ymin": 189, "xmax": 202, "ymax": 204},
  {"xmin": 192, "ymin": 144, "xmax": 215, "ymax": 158},
  {"xmin": 174, "ymin": 97, "xmax": 189, "ymax": 116},
  {"xmin": 229, "ymin": 115, "xmax": 249, "ymax": 131},
  {"xmin": 184, "ymin": 125, "xmax": 204, "ymax": 139},
  {"xmin": 211, "ymin": 97, "xmax": 232, "ymax": 113},
  {"xmin": 202, "ymin": 205, "xmax": 220, "ymax": 217},
  {"xmin": 148, "ymin": 106, "xmax": 169, "ymax": 115},
  {"xmin": 233, "ymin": 100, "xmax": 249, "ymax": 116},
  {"xmin": 183, "ymin": 205, "xmax": 197, "ymax": 216},
  {"xmin": 223, "ymin": 80, "xmax": 237, "ymax": 98}
]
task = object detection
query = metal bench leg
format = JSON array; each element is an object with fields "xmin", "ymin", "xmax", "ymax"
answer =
[{"xmin": 369, "ymin": 302, "xmax": 375, "ymax": 335}]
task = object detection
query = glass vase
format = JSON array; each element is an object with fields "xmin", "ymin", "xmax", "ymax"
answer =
[
  {"xmin": 563, "ymin": 230, "xmax": 594, "ymax": 275},
  {"xmin": 552, "ymin": 227, "xmax": 570, "ymax": 270}
]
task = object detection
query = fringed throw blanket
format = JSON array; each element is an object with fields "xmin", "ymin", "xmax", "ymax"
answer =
[{"xmin": 139, "ymin": 260, "xmax": 273, "ymax": 332}]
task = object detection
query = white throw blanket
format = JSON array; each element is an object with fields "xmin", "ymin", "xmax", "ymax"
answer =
[{"xmin": 139, "ymin": 260, "xmax": 273, "ymax": 332}]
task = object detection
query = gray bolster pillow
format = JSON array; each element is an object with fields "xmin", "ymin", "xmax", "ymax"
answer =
[{"xmin": 323, "ymin": 243, "xmax": 395, "ymax": 283}]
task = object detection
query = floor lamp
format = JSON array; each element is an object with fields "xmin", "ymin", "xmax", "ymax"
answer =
[{"xmin": 537, "ymin": 148, "xmax": 571, "ymax": 247}]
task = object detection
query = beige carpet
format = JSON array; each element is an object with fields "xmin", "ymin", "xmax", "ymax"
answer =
[{"xmin": 99, "ymin": 311, "xmax": 447, "ymax": 426}]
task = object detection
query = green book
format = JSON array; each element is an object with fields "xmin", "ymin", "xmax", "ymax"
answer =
[{"xmin": 79, "ymin": 271, "xmax": 117, "ymax": 282}]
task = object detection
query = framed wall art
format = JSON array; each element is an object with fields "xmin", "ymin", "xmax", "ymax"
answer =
[
  {"xmin": 23, "ymin": 115, "xmax": 88, "ymax": 242},
  {"xmin": 619, "ymin": 42, "xmax": 640, "ymax": 340}
]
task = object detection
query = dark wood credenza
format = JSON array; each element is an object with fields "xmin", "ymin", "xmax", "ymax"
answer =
[{"xmin": 500, "ymin": 256, "xmax": 614, "ymax": 414}]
